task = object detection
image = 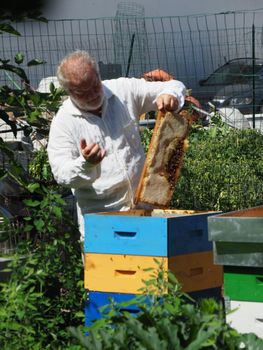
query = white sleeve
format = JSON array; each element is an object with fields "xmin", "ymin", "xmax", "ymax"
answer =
[
  {"xmin": 153, "ymin": 80, "xmax": 186, "ymax": 112},
  {"xmin": 47, "ymin": 116, "xmax": 98, "ymax": 189},
  {"xmin": 140, "ymin": 79, "xmax": 186, "ymax": 114},
  {"xmin": 106, "ymin": 77, "xmax": 186, "ymax": 117}
]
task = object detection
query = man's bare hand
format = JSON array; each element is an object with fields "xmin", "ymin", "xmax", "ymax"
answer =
[
  {"xmin": 80, "ymin": 138, "xmax": 106, "ymax": 165},
  {"xmin": 156, "ymin": 94, "xmax": 178, "ymax": 112}
]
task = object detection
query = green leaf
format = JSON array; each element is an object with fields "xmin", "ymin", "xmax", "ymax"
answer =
[
  {"xmin": 69, "ymin": 326, "xmax": 94, "ymax": 349},
  {"xmin": 49, "ymin": 82, "xmax": 55, "ymax": 94},
  {"xmin": 75, "ymin": 311, "xmax": 85, "ymax": 319},
  {"xmin": 34, "ymin": 219, "xmax": 45, "ymax": 231},
  {"xmin": 29, "ymin": 92, "xmax": 41, "ymax": 105},
  {"xmin": 28, "ymin": 110, "xmax": 41, "ymax": 122},
  {"xmin": 23, "ymin": 199, "xmax": 41, "ymax": 207},
  {"xmin": 53, "ymin": 206, "xmax": 62, "ymax": 218},
  {"xmin": 24, "ymin": 224, "xmax": 34, "ymax": 232},
  {"xmin": 156, "ymin": 321, "xmax": 181, "ymax": 349},
  {"xmin": 3, "ymin": 322, "xmax": 23, "ymax": 331},
  {"xmin": 168, "ymin": 271, "xmax": 179, "ymax": 284},
  {"xmin": 0, "ymin": 61, "xmax": 29, "ymax": 82},
  {"xmin": 27, "ymin": 183, "xmax": 40, "ymax": 193},
  {"xmin": 143, "ymin": 267, "xmax": 154, "ymax": 272},
  {"xmin": 27, "ymin": 59, "xmax": 46, "ymax": 67},
  {"xmin": 240, "ymin": 333, "xmax": 263, "ymax": 349},
  {"xmin": 15, "ymin": 53, "xmax": 24, "ymax": 64},
  {"xmin": 184, "ymin": 326, "xmax": 217, "ymax": 350},
  {"xmin": 0, "ymin": 23, "xmax": 21, "ymax": 36}
]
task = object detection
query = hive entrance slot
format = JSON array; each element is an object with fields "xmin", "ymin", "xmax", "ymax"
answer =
[
  {"xmin": 115, "ymin": 269, "xmax": 137, "ymax": 276},
  {"xmin": 114, "ymin": 231, "xmax": 137, "ymax": 238},
  {"xmin": 256, "ymin": 277, "xmax": 263, "ymax": 284}
]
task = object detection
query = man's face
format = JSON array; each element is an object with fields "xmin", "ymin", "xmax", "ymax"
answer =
[{"xmin": 69, "ymin": 66, "xmax": 104, "ymax": 111}]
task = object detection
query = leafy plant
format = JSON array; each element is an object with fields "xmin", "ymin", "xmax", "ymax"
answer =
[
  {"xmin": 28, "ymin": 146, "xmax": 56, "ymax": 184},
  {"xmin": 0, "ymin": 16, "xmax": 65, "ymax": 188},
  {"xmin": 69, "ymin": 262, "xmax": 263, "ymax": 349},
  {"xmin": 140, "ymin": 113, "xmax": 263, "ymax": 212},
  {"xmin": 171, "ymin": 117, "xmax": 263, "ymax": 212},
  {"xmin": 0, "ymin": 188, "xmax": 84, "ymax": 349},
  {"xmin": 0, "ymin": 15, "xmax": 85, "ymax": 348},
  {"xmin": 140, "ymin": 126, "xmax": 153, "ymax": 153}
]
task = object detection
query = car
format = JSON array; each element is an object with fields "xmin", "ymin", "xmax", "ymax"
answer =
[{"xmin": 195, "ymin": 58, "xmax": 263, "ymax": 114}]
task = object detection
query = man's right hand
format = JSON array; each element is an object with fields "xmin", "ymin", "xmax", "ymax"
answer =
[{"xmin": 80, "ymin": 138, "xmax": 106, "ymax": 165}]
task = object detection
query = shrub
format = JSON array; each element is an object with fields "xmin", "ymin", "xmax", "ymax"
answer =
[
  {"xmin": 172, "ymin": 120, "xmax": 263, "ymax": 211},
  {"xmin": 140, "ymin": 117, "xmax": 263, "ymax": 212},
  {"xmin": 70, "ymin": 264, "xmax": 263, "ymax": 349},
  {"xmin": 0, "ymin": 189, "xmax": 85, "ymax": 349}
]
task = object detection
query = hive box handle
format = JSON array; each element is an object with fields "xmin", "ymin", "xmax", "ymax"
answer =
[
  {"xmin": 115, "ymin": 269, "xmax": 137, "ymax": 276},
  {"xmin": 189, "ymin": 267, "xmax": 204, "ymax": 276},
  {"xmin": 119, "ymin": 308, "xmax": 140, "ymax": 314},
  {"xmin": 189, "ymin": 229, "xmax": 203, "ymax": 237},
  {"xmin": 255, "ymin": 318, "xmax": 263, "ymax": 326},
  {"xmin": 256, "ymin": 277, "xmax": 263, "ymax": 284},
  {"xmin": 114, "ymin": 231, "xmax": 137, "ymax": 238}
]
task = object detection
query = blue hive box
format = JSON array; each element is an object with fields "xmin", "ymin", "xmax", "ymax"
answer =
[
  {"xmin": 84, "ymin": 209, "xmax": 219, "ymax": 256},
  {"xmin": 85, "ymin": 291, "xmax": 143, "ymax": 327},
  {"xmin": 85, "ymin": 288, "xmax": 222, "ymax": 327}
]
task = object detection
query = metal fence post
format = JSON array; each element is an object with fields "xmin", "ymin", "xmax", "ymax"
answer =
[{"xmin": 252, "ymin": 24, "xmax": 256, "ymax": 129}]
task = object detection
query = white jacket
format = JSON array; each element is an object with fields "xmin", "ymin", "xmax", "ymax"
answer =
[{"xmin": 47, "ymin": 77, "xmax": 186, "ymax": 236}]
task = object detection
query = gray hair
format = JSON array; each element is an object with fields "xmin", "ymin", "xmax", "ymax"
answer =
[{"xmin": 56, "ymin": 50, "xmax": 99, "ymax": 91}]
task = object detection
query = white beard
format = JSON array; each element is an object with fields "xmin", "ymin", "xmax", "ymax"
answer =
[{"xmin": 71, "ymin": 94, "xmax": 104, "ymax": 112}]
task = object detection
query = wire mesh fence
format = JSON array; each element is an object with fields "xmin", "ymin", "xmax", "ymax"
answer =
[
  {"xmin": 1, "ymin": 9, "xmax": 263, "ymax": 130},
  {"xmin": 0, "ymin": 9, "xmax": 263, "ymax": 212},
  {"xmin": 0, "ymin": 11, "xmax": 262, "ymax": 85}
]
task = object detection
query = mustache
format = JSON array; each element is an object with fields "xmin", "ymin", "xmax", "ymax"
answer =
[{"xmin": 71, "ymin": 95, "xmax": 104, "ymax": 111}]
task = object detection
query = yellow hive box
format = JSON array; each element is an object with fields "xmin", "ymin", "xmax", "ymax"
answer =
[{"xmin": 84, "ymin": 251, "xmax": 222, "ymax": 294}]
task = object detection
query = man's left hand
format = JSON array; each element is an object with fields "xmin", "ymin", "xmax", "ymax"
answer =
[{"xmin": 156, "ymin": 94, "xmax": 178, "ymax": 112}]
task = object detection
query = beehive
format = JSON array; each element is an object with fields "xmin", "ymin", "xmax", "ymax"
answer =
[
  {"xmin": 208, "ymin": 206, "xmax": 263, "ymax": 267},
  {"xmin": 208, "ymin": 206, "xmax": 263, "ymax": 338},
  {"xmin": 84, "ymin": 209, "xmax": 222, "ymax": 326}
]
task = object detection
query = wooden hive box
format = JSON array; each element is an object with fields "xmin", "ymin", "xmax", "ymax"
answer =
[
  {"xmin": 84, "ymin": 209, "xmax": 218, "ymax": 256},
  {"xmin": 84, "ymin": 209, "xmax": 222, "ymax": 294},
  {"xmin": 85, "ymin": 291, "xmax": 143, "ymax": 327},
  {"xmin": 224, "ymin": 266, "xmax": 263, "ymax": 303},
  {"xmin": 84, "ymin": 250, "xmax": 222, "ymax": 294},
  {"xmin": 225, "ymin": 300, "xmax": 263, "ymax": 339},
  {"xmin": 85, "ymin": 287, "xmax": 222, "ymax": 327},
  {"xmin": 208, "ymin": 206, "xmax": 263, "ymax": 267}
]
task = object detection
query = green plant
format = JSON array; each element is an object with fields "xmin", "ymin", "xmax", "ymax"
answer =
[
  {"xmin": 140, "ymin": 126, "xmax": 153, "ymax": 153},
  {"xmin": 28, "ymin": 146, "xmax": 56, "ymax": 184},
  {"xmin": 0, "ymin": 13, "xmax": 65, "ymax": 187},
  {"xmin": 170, "ymin": 117, "xmax": 263, "ymax": 212},
  {"xmin": 0, "ymin": 13, "xmax": 86, "ymax": 348},
  {"xmin": 140, "ymin": 113, "xmax": 263, "ymax": 212},
  {"xmin": 69, "ymin": 262, "xmax": 263, "ymax": 349},
  {"xmin": 0, "ymin": 187, "xmax": 84, "ymax": 349}
]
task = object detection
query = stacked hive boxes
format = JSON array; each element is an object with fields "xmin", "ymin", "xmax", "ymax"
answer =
[
  {"xmin": 208, "ymin": 206, "xmax": 263, "ymax": 338},
  {"xmin": 84, "ymin": 209, "xmax": 223, "ymax": 327}
]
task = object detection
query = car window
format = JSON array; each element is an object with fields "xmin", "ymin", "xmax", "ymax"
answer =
[
  {"xmin": 204, "ymin": 66, "xmax": 231, "ymax": 85},
  {"xmin": 203, "ymin": 60, "xmax": 263, "ymax": 85}
]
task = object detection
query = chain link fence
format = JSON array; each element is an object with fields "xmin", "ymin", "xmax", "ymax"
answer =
[
  {"xmin": 0, "ymin": 9, "xmax": 263, "ymax": 211},
  {"xmin": 1, "ymin": 9, "xmax": 263, "ymax": 129},
  {"xmin": 0, "ymin": 11, "xmax": 262, "ymax": 84}
]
